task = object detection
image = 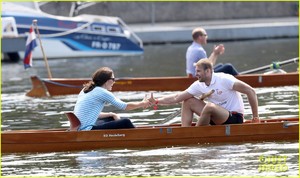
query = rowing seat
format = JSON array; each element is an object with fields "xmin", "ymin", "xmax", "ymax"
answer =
[{"xmin": 65, "ymin": 112, "xmax": 81, "ymax": 131}]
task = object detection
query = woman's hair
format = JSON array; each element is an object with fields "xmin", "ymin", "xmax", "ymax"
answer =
[{"xmin": 83, "ymin": 67, "xmax": 113, "ymax": 93}]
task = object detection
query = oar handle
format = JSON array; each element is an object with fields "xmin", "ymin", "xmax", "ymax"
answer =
[{"xmin": 200, "ymin": 89, "xmax": 215, "ymax": 100}]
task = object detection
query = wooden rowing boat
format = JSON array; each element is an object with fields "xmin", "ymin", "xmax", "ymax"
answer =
[
  {"xmin": 2, "ymin": 117, "xmax": 298, "ymax": 153},
  {"xmin": 26, "ymin": 72, "xmax": 298, "ymax": 97}
]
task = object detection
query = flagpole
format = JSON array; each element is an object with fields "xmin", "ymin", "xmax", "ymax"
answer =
[{"xmin": 32, "ymin": 19, "xmax": 52, "ymax": 79}]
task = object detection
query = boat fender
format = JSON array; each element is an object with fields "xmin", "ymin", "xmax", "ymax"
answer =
[
  {"xmin": 258, "ymin": 76, "xmax": 263, "ymax": 83},
  {"xmin": 225, "ymin": 125, "xmax": 231, "ymax": 136},
  {"xmin": 167, "ymin": 128, "xmax": 172, "ymax": 134},
  {"xmin": 159, "ymin": 128, "xmax": 163, "ymax": 133},
  {"xmin": 159, "ymin": 128, "xmax": 173, "ymax": 134}
]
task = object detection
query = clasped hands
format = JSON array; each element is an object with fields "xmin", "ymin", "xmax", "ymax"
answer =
[{"xmin": 142, "ymin": 93, "xmax": 156, "ymax": 109}]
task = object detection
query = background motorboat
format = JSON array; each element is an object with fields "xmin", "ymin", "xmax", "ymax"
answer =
[{"xmin": 1, "ymin": 2, "xmax": 143, "ymax": 60}]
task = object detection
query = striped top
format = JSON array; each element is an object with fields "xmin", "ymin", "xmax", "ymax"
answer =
[{"xmin": 74, "ymin": 87, "xmax": 127, "ymax": 130}]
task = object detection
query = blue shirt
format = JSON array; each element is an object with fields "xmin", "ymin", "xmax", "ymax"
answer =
[
  {"xmin": 74, "ymin": 87, "xmax": 127, "ymax": 130},
  {"xmin": 186, "ymin": 42, "xmax": 207, "ymax": 77}
]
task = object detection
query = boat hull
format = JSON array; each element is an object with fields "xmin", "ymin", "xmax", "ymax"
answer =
[
  {"xmin": 17, "ymin": 37, "xmax": 143, "ymax": 59},
  {"xmin": 26, "ymin": 72, "xmax": 299, "ymax": 97},
  {"xmin": 2, "ymin": 118, "xmax": 299, "ymax": 153}
]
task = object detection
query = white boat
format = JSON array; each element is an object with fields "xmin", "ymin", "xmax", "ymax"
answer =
[{"xmin": 1, "ymin": 2, "xmax": 143, "ymax": 59}]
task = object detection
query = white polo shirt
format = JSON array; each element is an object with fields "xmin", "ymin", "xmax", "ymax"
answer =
[{"xmin": 186, "ymin": 72, "xmax": 244, "ymax": 113}]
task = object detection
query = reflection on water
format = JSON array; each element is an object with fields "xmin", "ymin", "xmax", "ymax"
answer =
[
  {"xmin": 1, "ymin": 38, "xmax": 299, "ymax": 176},
  {"xmin": 2, "ymin": 142, "xmax": 298, "ymax": 176}
]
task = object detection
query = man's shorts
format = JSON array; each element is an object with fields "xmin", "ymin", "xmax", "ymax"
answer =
[{"xmin": 210, "ymin": 111, "xmax": 244, "ymax": 125}]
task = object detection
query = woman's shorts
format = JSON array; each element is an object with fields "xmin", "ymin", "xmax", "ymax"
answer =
[{"xmin": 92, "ymin": 117, "xmax": 135, "ymax": 130}]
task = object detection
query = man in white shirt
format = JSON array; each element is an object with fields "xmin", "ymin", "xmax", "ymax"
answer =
[
  {"xmin": 186, "ymin": 27, "xmax": 239, "ymax": 77},
  {"xmin": 153, "ymin": 58, "xmax": 259, "ymax": 126}
]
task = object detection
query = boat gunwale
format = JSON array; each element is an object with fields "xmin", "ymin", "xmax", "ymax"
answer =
[
  {"xmin": 25, "ymin": 72, "xmax": 298, "ymax": 97},
  {"xmin": 2, "ymin": 117, "xmax": 298, "ymax": 134},
  {"xmin": 42, "ymin": 72, "xmax": 299, "ymax": 81}
]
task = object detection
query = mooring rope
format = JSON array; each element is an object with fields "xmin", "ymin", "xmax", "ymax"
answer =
[
  {"xmin": 42, "ymin": 79, "xmax": 83, "ymax": 88},
  {"xmin": 39, "ymin": 21, "xmax": 93, "ymax": 38}
]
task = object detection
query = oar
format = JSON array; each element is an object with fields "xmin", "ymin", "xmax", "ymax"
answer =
[
  {"xmin": 199, "ymin": 89, "xmax": 215, "ymax": 100},
  {"xmin": 160, "ymin": 109, "xmax": 182, "ymax": 125},
  {"xmin": 160, "ymin": 89, "xmax": 215, "ymax": 125},
  {"xmin": 33, "ymin": 19, "xmax": 53, "ymax": 78},
  {"xmin": 239, "ymin": 57, "xmax": 298, "ymax": 75}
]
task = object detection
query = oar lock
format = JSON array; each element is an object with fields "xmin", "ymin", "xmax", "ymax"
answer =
[{"xmin": 270, "ymin": 62, "xmax": 281, "ymax": 69}]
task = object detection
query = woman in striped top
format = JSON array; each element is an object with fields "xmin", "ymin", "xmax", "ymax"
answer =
[{"xmin": 74, "ymin": 67, "xmax": 152, "ymax": 130}]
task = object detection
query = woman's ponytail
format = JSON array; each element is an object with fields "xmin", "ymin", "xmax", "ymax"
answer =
[{"xmin": 83, "ymin": 67, "xmax": 113, "ymax": 93}]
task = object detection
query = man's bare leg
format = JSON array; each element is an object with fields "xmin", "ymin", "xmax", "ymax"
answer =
[
  {"xmin": 196, "ymin": 102, "xmax": 229, "ymax": 126},
  {"xmin": 181, "ymin": 98, "xmax": 206, "ymax": 126}
]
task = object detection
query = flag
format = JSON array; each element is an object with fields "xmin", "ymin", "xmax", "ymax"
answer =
[{"xmin": 23, "ymin": 25, "xmax": 37, "ymax": 69}]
